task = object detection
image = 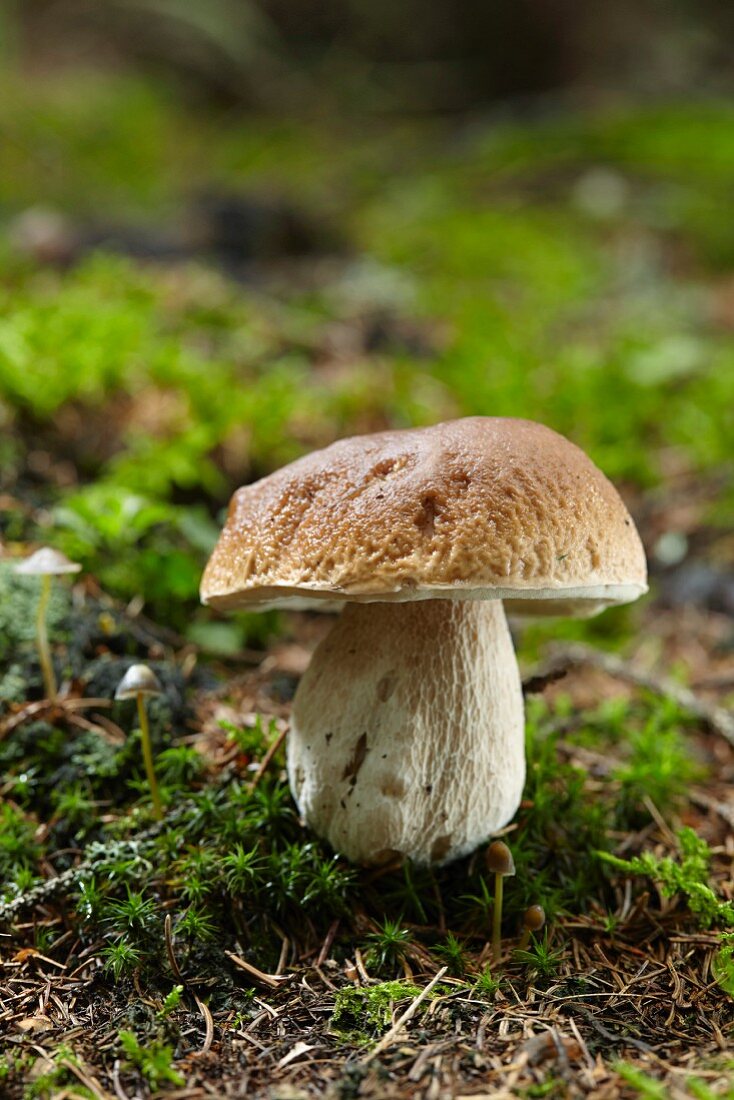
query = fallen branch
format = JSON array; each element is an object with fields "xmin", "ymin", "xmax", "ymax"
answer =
[
  {"xmin": 521, "ymin": 667, "xmax": 568, "ymax": 695},
  {"xmin": 528, "ymin": 643, "xmax": 734, "ymax": 748}
]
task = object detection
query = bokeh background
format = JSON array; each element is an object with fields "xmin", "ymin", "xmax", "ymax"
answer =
[{"xmin": 1, "ymin": 0, "xmax": 733, "ymax": 654}]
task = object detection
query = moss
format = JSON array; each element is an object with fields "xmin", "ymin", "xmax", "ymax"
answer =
[
  {"xmin": 330, "ymin": 981, "xmax": 423, "ymax": 1041},
  {"xmin": 0, "ymin": 561, "xmax": 69, "ymax": 663}
]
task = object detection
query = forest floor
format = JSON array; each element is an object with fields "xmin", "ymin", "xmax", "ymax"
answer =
[{"xmin": 1, "ymin": 577, "xmax": 734, "ymax": 1099}]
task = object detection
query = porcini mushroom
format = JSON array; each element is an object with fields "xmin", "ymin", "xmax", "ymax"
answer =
[
  {"xmin": 115, "ymin": 664, "xmax": 164, "ymax": 820},
  {"xmin": 201, "ymin": 417, "xmax": 647, "ymax": 866},
  {"xmin": 14, "ymin": 547, "xmax": 82, "ymax": 701}
]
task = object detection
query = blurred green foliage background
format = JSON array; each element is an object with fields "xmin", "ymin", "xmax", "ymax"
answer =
[{"xmin": 0, "ymin": 2, "xmax": 733, "ymax": 645}]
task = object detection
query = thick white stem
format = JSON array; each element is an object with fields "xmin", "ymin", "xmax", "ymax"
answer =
[{"xmin": 288, "ymin": 599, "xmax": 525, "ymax": 865}]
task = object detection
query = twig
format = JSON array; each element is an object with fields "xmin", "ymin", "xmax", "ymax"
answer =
[
  {"xmin": 521, "ymin": 667, "xmax": 568, "ymax": 695},
  {"xmin": 65, "ymin": 710, "xmax": 124, "ymax": 744},
  {"xmin": 0, "ymin": 696, "xmax": 112, "ymax": 740},
  {"xmin": 111, "ymin": 1059, "xmax": 129, "ymax": 1100},
  {"xmin": 59, "ymin": 1058, "xmax": 114, "ymax": 1100},
  {"xmin": 354, "ymin": 948, "xmax": 370, "ymax": 984},
  {"xmin": 164, "ymin": 913, "xmax": 183, "ymax": 980},
  {"xmin": 362, "ymin": 966, "xmax": 448, "ymax": 1063},
  {"xmin": 561, "ymin": 1001, "xmax": 655, "ymax": 1056},
  {"xmin": 193, "ymin": 992, "xmax": 214, "ymax": 1054},
  {"xmin": 249, "ymin": 724, "xmax": 289, "ymax": 791},
  {"xmin": 316, "ymin": 919, "xmax": 340, "ymax": 967},
  {"xmin": 688, "ymin": 790, "xmax": 734, "ymax": 829},
  {"xmin": 225, "ymin": 950, "xmax": 288, "ymax": 989},
  {"xmin": 530, "ymin": 643, "xmax": 734, "ymax": 747},
  {"xmin": 276, "ymin": 935, "xmax": 290, "ymax": 976}
]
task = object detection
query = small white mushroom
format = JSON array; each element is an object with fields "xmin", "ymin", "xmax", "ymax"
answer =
[
  {"xmin": 115, "ymin": 664, "xmax": 164, "ymax": 700},
  {"xmin": 201, "ymin": 417, "xmax": 648, "ymax": 866},
  {"xmin": 115, "ymin": 664, "xmax": 164, "ymax": 819},
  {"xmin": 14, "ymin": 548, "xmax": 82, "ymax": 577},
  {"xmin": 14, "ymin": 547, "xmax": 82, "ymax": 701}
]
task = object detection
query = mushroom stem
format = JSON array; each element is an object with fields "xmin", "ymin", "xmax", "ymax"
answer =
[
  {"xmin": 492, "ymin": 874, "xmax": 504, "ymax": 961},
  {"xmin": 137, "ymin": 691, "xmax": 163, "ymax": 820},
  {"xmin": 288, "ymin": 599, "xmax": 525, "ymax": 866},
  {"xmin": 36, "ymin": 573, "xmax": 56, "ymax": 701}
]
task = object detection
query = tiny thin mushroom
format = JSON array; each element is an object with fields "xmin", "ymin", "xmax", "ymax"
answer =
[
  {"xmin": 14, "ymin": 547, "xmax": 81, "ymax": 701},
  {"xmin": 486, "ymin": 840, "xmax": 516, "ymax": 962},
  {"xmin": 115, "ymin": 664, "xmax": 164, "ymax": 820}
]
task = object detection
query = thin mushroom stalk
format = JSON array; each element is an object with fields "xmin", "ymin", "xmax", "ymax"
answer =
[
  {"xmin": 493, "ymin": 877, "xmax": 504, "ymax": 961},
  {"xmin": 36, "ymin": 573, "xmax": 55, "ymax": 701},
  {"xmin": 137, "ymin": 691, "xmax": 163, "ymax": 821}
]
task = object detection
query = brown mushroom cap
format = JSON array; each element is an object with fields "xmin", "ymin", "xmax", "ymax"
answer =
[
  {"xmin": 486, "ymin": 839, "xmax": 516, "ymax": 877},
  {"xmin": 522, "ymin": 904, "xmax": 546, "ymax": 932},
  {"xmin": 201, "ymin": 417, "xmax": 647, "ymax": 616}
]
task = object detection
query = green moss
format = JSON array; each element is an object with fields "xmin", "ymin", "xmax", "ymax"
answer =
[
  {"xmin": 330, "ymin": 981, "xmax": 423, "ymax": 1040},
  {"xmin": 0, "ymin": 801, "xmax": 41, "ymax": 886},
  {"xmin": 614, "ymin": 1062, "xmax": 669, "ymax": 1099},
  {"xmin": 22, "ymin": 1045, "xmax": 95, "ymax": 1100},
  {"xmin": 0, "ymin": 561, "xmax": 68, "ymax": 664},
  {"xmin": 119, "ymin": 1030, "xmax": 184, "ymax": 1090},
  {"xmin": 599, "ymin": 827, "xmax": 734, "ymax": 930}
]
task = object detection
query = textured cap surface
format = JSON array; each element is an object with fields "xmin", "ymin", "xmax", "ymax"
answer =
[{"xmin": 201, "ymin": 417, "xmax": 647, "ymax": 615}]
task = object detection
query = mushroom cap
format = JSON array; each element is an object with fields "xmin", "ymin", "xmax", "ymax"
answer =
[
  {"xmin": 522, "ymin": 904, "xmax": 546, "ymax": 931},
  {"xmin": 201, "ymin": 417, "xmax": 647, "ymax": 616},
  {"xmin": 486, "ymin": 839, "xmax": 516, "ymax": 877},
  {"xmin": 14, "ymin": 547, "xmax": 82, "ymax": 576},
  {"xmin": 115, "ymin": 664, "xmax": 163, "ymax": 700}
]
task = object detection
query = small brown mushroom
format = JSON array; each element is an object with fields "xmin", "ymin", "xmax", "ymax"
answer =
[
  {"xmin": 518, "ymin": 904, "xmax": 546, "ymax": 952},
  {"xmin": 486, "ymin": 840, "xmax": 516, "ymax": 961}
]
